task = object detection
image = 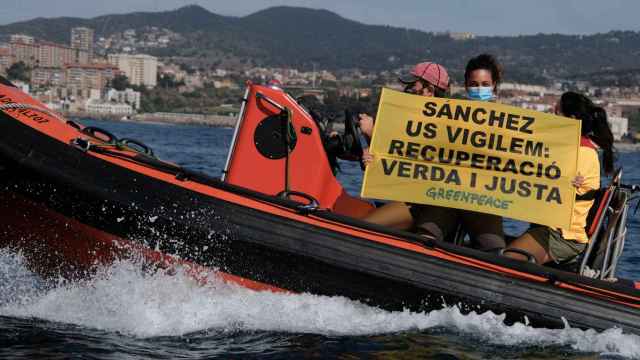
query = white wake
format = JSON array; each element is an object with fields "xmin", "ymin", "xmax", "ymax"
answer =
[{"xmin": 0, "ymin": 248, "xmax": 638, "ymax": 358}]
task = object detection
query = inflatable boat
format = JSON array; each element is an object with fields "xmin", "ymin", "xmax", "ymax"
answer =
[{"xmin": 1, "ymin": 77, "xmax": 639, "ymax": 334}]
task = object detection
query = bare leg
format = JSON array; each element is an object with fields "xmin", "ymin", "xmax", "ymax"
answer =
[
  {"xmin": 459, "ymin": 212, "xmax": 505, "ymax": 250},
  {"xmin": 412, "ymin": 205, "xmax": 458, "ymax": 241},
  {"xmin": 363, "ymin": 201, "xmax": 413, "ymax": 230},
  {"xmin": 505, "ymin": 233, "xmax": 552, "ymax": 264}
]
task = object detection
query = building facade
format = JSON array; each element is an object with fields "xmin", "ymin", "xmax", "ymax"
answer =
[
  {"xmin": 31, "ymin": 67, "xmax": 66, "ymax": 86},
  {"xmin": 106, "ymin": 88, "xmax": 141, "ymax": 110},
  {"xmin": 10, "ymin": 34, "xmax": 34, "ymax": 44},
  {"xmin": 10, "ymin": 39, "xmax": 38, "ymax": 67},
  {"xmin": 38, "ymin": 42, "xmax": 88, "ymax": 68},
  {"xmin": 0, "ymin": 48, "xmax": 11, "ymax": 73},
  {"xmin": 108, "ymin": 54, "xmax": 157, "ymax": 87},
  {"xmin": 85, "ymin": 99, "xmax": 134, "ymax": 115},
  {"xmin": 71, "ymin": 27, "xmax": 94, "ymax": 59},
  {"xmin": 64, "ymin": 63, "xmax": 119, "ymax": 91},
  {"xmin": 9, "ymin": 36, "xmax": 89, "ymax": 68}
]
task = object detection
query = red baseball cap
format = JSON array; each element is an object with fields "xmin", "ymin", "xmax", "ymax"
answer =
[{"xmin": 399, "ymin": 62, "xmax": 450, "ymax": 91}]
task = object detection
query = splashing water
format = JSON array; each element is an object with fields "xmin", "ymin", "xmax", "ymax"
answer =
[{"xmin": 0, "ymin": 248, "xmax": 639, "ymax": 358}]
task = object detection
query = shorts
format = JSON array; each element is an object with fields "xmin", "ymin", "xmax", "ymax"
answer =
[{"xmin": 528, "ymin": 226, "xmax": 587, "ymax": 263}]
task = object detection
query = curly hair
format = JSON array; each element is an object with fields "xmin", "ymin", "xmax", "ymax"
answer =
[{"xmin": 464, "ymin": 54, "xmax": 503, "ymax": 91}]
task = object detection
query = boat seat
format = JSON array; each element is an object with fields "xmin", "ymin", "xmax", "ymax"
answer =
[
  {"xmin": 585, "ymin": 188, "xmax": 611, "ymax": 238},
  {"xmin": 578, "ymin": 187, "xmax": 627, "ymax": 279},
  {"xmin": 541, "ymin": 187, "xmax": 610, "ymax": 272},
  {"xmin": 549, "ymin": 179, "xmax": 630, "ymax": 279}
]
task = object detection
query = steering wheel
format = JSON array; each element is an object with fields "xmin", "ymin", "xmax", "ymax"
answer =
[{"xmin": 343, "ymin": 110, "xmax": 366, "ymax": 170}]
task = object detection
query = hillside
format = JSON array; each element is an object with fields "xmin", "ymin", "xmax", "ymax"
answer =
[{"xmin": 2, "ymin": 5, "xmax": 640, "ymax": 84}]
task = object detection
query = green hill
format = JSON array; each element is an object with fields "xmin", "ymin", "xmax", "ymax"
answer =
[{"xmin": 2, "ymin": 5, "xmax": 639, "ymax": 85}]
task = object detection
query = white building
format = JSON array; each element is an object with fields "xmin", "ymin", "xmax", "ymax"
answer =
[
  {"xmin": 108, "ymin": 53, "xmax": 158, "ymax": 87},
  {"xmin": 106, "ymin": 88, "xmax": 141, "ymax": 110},
  {"xmin": 500, "ymin": 82, "xmax": 560, "ymax": 96},
  {"xmin": 449, "ymin": 32, "xmax": 476, "ymax": 41},
  {"xmin": 608, "ymin": 116, "xmax": 629, "ymax": 141},
  {"xmin": 85, "ymin": 99, "xmax": 134, "ymax": 115},
  {"xmin": 517, "ymin": 102, "xmax": 553, "ymax": 113},
  {"xmin": 10, "ymin": 34, "xmax": 34, "ymax": 44}
]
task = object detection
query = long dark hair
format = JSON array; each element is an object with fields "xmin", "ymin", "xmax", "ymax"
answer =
[
  {"xmin": 560, "ymin": 91, "xmax": 615, "ymax": 175},
  {"xmin": 464, "ymin": 54, "xmax": 502, "ymax": 91}
]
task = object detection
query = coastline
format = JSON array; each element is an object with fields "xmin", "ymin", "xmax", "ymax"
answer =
[
  {"xmin": 61, "ymin": 111, "xmax": 640, "ymax": 153},
  {"xmin": 614, "ymin": 142, "xmax": 640, "ymax": 152},
  {"xmin": 65, "ymin": 112, "xmax": 237, "ymax": 127}
]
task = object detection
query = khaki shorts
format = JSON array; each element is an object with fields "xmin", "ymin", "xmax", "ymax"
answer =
[{"xmin": 528, "ymin": 226, "xmax": 587, "ymax": 263}]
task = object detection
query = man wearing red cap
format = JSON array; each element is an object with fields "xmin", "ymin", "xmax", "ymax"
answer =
[
  {"xmin": 359, "ymin": 61, "xmax": 450, "ymax": 138},
  {"xmin": 360, "ymin": 61, "xmax": 450, "ymax": 231}
]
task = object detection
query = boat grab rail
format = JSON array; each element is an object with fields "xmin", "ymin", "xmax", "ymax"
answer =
[
  {"xmin": 81, "ymin": 126, "xmax": 118, "ymax": 145},
  {"xmin": 276, "ymin": 190, "xmax": 322, "ymax": 214},
  {"xmin": 255, "ymin": 92, "xmax": 286, "ymax": 112},
  {"xmin": 71, "ymin": 125, "xmax": 156, "ymax": 158},
  {"xmin": 499, "ymin": 248, "xmax": 537, "ymax": 264}
]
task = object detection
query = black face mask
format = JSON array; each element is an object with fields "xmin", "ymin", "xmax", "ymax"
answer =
[
  {"xmin": 403, "ymin": 83, "xmax": 418, "ymax": 94},
  {"xmin": 403, "ymin": 81, "xmax": 446, "ymax": 98}
]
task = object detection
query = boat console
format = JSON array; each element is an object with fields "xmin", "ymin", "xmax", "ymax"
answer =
[{"xmin": 222, "ymin": 82, "xmax": 374, "ymax": 218}]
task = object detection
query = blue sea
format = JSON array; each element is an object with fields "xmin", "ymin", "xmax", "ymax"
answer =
[{"xmin": 1, "ymin": 119, "xmax": 639, "ymax": 359}]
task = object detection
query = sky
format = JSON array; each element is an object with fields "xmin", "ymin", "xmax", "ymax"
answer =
[{"xmin": 3, "ymin": 0, "xmax": 639, "ymax": 36}]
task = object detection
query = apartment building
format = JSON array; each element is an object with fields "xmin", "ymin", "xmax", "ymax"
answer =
[
  {"xmin": 31, "ymin": 67, "xmax": 65, "ymax": 86},
  {"xmin": 108, "ymin": 53, "xmax": 157, "ymax": 87},
  {"xmin": 0, "ymin": 48, "xmax": 11, "ymax": 73},
  {"xmin": 71, "ymin": 27, "xmax": 94, "ymax": 59},
  {"xmin": 64, "ymin": 63, "xmax": 119, "ymax": 90}
]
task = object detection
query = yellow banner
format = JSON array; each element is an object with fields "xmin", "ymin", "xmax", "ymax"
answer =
[{"xmin": 361, "ymin": 88, "xmax": 581, "ymax": 229}]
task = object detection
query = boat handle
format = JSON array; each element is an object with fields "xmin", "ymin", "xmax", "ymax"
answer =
[
  {"xmin": 119, "ymin": 138, "xmax": 155, "ymax": 157},
  {"xmin": 81, "ymin": 126, "xmax": 118, "ymax": 145},
  {"xmin": 277, "ymin": 190, "xmax": 319, "ymax": 214},
  {"xmin": 499, "ymin": 248, "xmax": 537, "ymax": 264},
  {"xmin": 256, "ymin": 92, "xmax": 286, "ymax": 112}
]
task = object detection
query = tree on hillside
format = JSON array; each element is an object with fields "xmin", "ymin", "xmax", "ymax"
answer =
[
  {"xmin": 110, "ymin": 74, "xmax": 130, "ymax": 91},
  {"xmin": 6, "ymin": 62, "xmax": 31, "ymax": 82},
  {"xmin": 157, "ymin": 73, "xmax": 185, "ymax": 89}
]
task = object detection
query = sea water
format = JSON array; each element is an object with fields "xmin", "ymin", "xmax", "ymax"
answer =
[{"xmin": 1, "ymin": 120, "xmax": 639, "ymax": 359}]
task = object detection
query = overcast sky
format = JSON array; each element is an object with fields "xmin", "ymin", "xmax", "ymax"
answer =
[{"xmin": 3, "ymin": 0, "xmax": 639, "ymax": 36}]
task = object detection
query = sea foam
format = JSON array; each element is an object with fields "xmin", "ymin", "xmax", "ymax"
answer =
[{"xmin": 1, "ymin": 248, "xmax": 638, "ymax": 358}]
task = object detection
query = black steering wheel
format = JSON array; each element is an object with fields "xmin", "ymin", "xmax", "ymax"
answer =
[{"xmin": 343, "ymin": 110, "xmax": 366, "ymax": 170}]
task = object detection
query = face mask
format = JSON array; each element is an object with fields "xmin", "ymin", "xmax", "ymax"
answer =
[{"xmin": 467, "ymin": 86, "xmax": 494, "ymax": 101}]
